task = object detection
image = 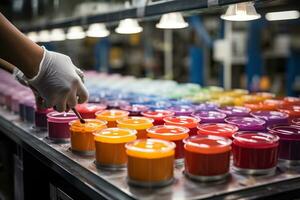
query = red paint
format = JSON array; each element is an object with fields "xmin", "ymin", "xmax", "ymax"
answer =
[
  {"xmin": 197, "ymin": 123, "xmax": 238, "ymax": 139},
  {"xmin": 232, "ymin": 132, "xmax": 279, "ymax": 169},
  {"xmin": 75, "ymin": 103, "xmax": 107, "ymax": 119},
  {"xmin": 141, "ymin": 110, "xmax": 175, "ymax": 125}
]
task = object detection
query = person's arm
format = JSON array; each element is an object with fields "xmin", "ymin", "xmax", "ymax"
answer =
[
  {"xmin": 0, "ymin": 58, "xmax": 15, "ymax": 73},
  {"xmin": 0, "ymin": 13, "xmax": 42, "ymax": 78}
]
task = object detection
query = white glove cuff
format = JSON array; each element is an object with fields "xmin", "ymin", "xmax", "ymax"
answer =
[{"xmin": 26, "ymin": 46, "xmax": 47, "ymax": 83}]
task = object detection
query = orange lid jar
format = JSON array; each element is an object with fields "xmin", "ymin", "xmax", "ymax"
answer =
[
  {"xmin": 117, "ymin": 117, "xmax": 154, "ymax": 139},
  {"xmin": 125, "ymin": 139, "xmax": 175, "ymax": 187},
  {"xmin": 95, "ymin": 109, "xmax": 129, "ymax": 128},
  {"xmin": 69, "ymin": 119, "xmax": 107, "ymax": 155},
  {"xmin": 94, "ymin": 128, "xmax": 137, "ymax": 169}
]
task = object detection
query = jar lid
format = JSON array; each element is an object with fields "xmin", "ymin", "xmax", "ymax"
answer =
[
  {"xmin": 191, "ymin": 111, "xmax": 226, "ymax": 120},
  {"xmin": 183, "ymin": 135, "xmax": 231, "ymax": 154},
  {"xmin": 225, "ymin": 117, "xmax": 266, "ymax": 130},
  {"xmin": 233, "ymin": 131, "xmax": 279, "ymax": 148},
  {"xmin": 141, "ymin": 109, "xmax": 175, "ymax": 120},
  {"xmin": 217, "ymin": 106, "xmax": 251, "ymax": 117},
  {"xmin": 120, "ymin": 104, "xmax": 149, "ymax": 113},
  {"xmin": 268, "ymin": 125, "xmax": 300, "ymax": 140},
  {"xmin": 254, "ymin": 92, "xmax": 275, "ymax": 99},
  {"xmin": 69, "ymin": 119, "xmax": 107, "ymax": 132},
  {"xmin": 194, "ymin": 103, "xmax": 219, "ymax": 111},
  {"xmin": 168, "ymin": 105, "xmax": 195, "ymax": 115},
  {"xmin": 94, "ymin": 128, "xmax": 137, "ymax": 143},
  {"xmin": 125, "ymin": 139, "xmax": 175, "ymax": 159},
  {"xmin": 106, "ymin": 100, "xmax": 129, "ymax": 108},
  {"xmin": 47, "ymin": 111, "xmax": 78, "ymax": 123},
  {"xmin": 163, "ymin": 116, "xmax": 200, "ymax": 128},
  {"xmin": 197, "ymin": 123, "xmax": 238, "ymax": 138},
  {"xmin": 76, "ymin": 103, "xmax": 107, "ymax": 113},
  {"xmin": 250, "ymin": 111, "xmax": 289, "ymax": 121},
  {"xmin": 147, "ymin": 125, "xmax": 189, "ymax": 141},
  {"xmin": 278, "ymin": 106, "xmax": 300, "ymax": 117},
  {"xmin": 284, "ymin": 97, "xmax": 300, "ymax": 105},
  {"xmin": 117, "ymin": 117, "xmax": 154, "ymax": 130},
  {"xmin": 292, "ymin": 118, "xmax": 300, "ymax": 126},
  {"xmin": 95, "ymin": 109, "xmax": 129, "ymax": 121}
]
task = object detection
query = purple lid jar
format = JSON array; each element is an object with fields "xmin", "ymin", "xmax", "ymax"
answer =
[
  {"xmin": 120, "ymin": 104, "xmax": 149, "ymax": 116},
  {"xmin": 106, "ymin": 100, "xmax": 129, "ymax": 109},
  {"xmin": 217, "ymin": 106, "xmax": 251, "ymax": 117},
  {"xmin": 168, "ymin": 105, "xmax": 195, "ymax": 116},
  {"xmin": 291, "ymin": 118, "xmax": 300, "ymax": 126},
  {"xmin": 191, "ymin": 111, "xmax": 226, "ymax": 123},
  {"xmin": 225, "ymin": 117, "xmax": 266, "ymax": 131},
  {"xmin": 268, "ymin": 125, "xmax": 300, "ymax": 163},
  {"xmin": 194, "ymin": 103, "xmax": 219, "ymax": 111},
  {"xmin": 47, "ymin": 111, "xmax": 78, "ymax": 142},
  {"xmin": 251, "ymin": 111, "xmax": 289, "ymax": 128}
]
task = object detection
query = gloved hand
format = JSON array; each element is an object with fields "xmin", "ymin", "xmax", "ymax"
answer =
[{"xmin": 14, "ymin": 47, "xmax": 88, "ymax": 112}]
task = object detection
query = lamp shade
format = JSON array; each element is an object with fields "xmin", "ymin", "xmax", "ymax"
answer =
[
  {"xmin": 156, "ymin": 12, "xmax": 188, "ymax": 29},
  {"xmin": 221, "ymin": 2, "xmax": 261, "ymax": 21}
]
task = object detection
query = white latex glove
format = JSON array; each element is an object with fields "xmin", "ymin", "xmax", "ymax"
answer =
[{"xmin": 15, "ymin": 47, "xmax": 88, "ymax": 112}]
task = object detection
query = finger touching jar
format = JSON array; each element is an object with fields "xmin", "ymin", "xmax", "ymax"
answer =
[
  {"xmin": 69, "ymin": 119, "xmax": 107, "ymax": 155},
  {"xmin": 164, "ymin": 116, "xmax": 200, "ymax": 136},
  {"xmin": 141, "ymin": 110, "xmax": 175, "ymax": 125},
  {"xmin": 250, "ymin": 111, "xmax": 289, "ymax": 128},
  {"xmin": 225, "ymin": 117, "xmax": 266, "ymax": 131},
  {"xmin": 197, "ymin": 123, "xmax": 238, "ymax": 139},
  {"xmin": 47, "ymin": 111, "xmax": 78, "ymax": 143},
  {"xmin": 125, "ymin": 139, "xmax": 175, "ymax": 187},
  {"xmin": 232, "ymin": 132, "xmax": 279, "ymax": 175},
  {"xmin": 94, "ymin": 128, "xmax": 137, "ymax": 169},
  {"xmin": 75, "ymin": 103, "xmax": 107, "ymax": 119},
  {"xmin": 117, "ymin": 117, "xmax": 154, "ymax": 139},
  {"xmin": 183, "ymin": 135, "xmax": 231, "ymax": 181},
  {"xmin": 147, "ymin": 125, "xmax": 189, "ymax": 163},
  {"xmin": 191, "ymin": 111, "xmax": 226, "ymax": 124},
  {"xmin": 95, "ymin": 109, "xmax": 129, "ymax": 128}
]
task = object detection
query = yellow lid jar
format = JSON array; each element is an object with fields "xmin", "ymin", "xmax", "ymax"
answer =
[
  {"xmin": 95, "ymin": 109, "xmax": 129, "ymax": 128},
  {"xmin": 117, "ymin": 117, "xmax": 154, "ymax": 139}
]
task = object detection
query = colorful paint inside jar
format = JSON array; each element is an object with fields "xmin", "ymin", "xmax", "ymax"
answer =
[
  {"xmin": 69, "ymin": 119, "xmax": 107, "ymax": 155},
  {"xmin": 117, "ymin": 117, "xmax": 153, "ymax": 139},
  {"xmin": 232, "ymin": 131, "xmax": 279, "ymax": 175},
  {"xmin": 141, "ymin": 110, "xmax": 175, "ymax": 125},
  {"xmin": 125, "ymin": 139, "xmax": 175, "ymax": 187},
  {"xmin": 95, "ymin": 109, "xmax": 129, "ymax": 128},
  {"xmin": 94, "ymin": 128, "xmax": 137, "ymax": 169},
  {"xmin": 168, "ymin": 105, "xmax": 195, "ymax": 116},
  {"xmin": 164, "ymin": 116, "xmax": 200, "ymax": 136},
  {"xmin": 147, "ymin": 125, "xmax": 189, "ymax": 163},
  {"xmin": 183, "ymin": 135, "xmax": 231, "ymax": 181},
  {"xmin": 120, "ymin": 104, "xmax": 149, "ymax": 116},
  {"xmin": 191, "ymin": 111, "xmax": 226, "ymax": 124},
  {"xmin": 250, "ymin": 111, "xmax": 289, "ymax": 128},
  {"xmin": 225, "ymin": 117, "xmax": 266, "ymax": 131},
  {"xmin": 47, "ymin": 111, "xmax": 78, "ymax": 143},
  {"xmin": 216, "ymin": 106, "xmax": 251, "ymax": 117},
  {"xmin": 197, "ymin": 123, "xmax": 238, "ymax": 139},
  {"xmin": 75, "ymin": 103, "xmax": 107, "ymax": 119}
]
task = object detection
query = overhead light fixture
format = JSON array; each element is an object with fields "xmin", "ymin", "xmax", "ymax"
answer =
[
  {"xmin": 27, "ymin": 32, "xmax": 39, "ymax": 42},
  {"xmin": 86, "ymin": 23, "xmax": 110, "ymax": 38},
  {"xmin": 66, "ymin": 26, "xmax": 85, "ymax": 40},
  {"xmin": 115, "ymin": 18, "xmax": 143, "ymax": 34},
  {"xmin": 50, "ymin": 28, "xmax": 66, "ymax": 41},
  {"xmin": 38, "ymin": 30, "xmax": 51, "ymax": 43},
  {"xmin": 266, "ymin": 10, "xmax": 300, "ymax": 21},
  {"xmin": 156, "ymin": 12, "xmax": 188, "ymax": 29},
  {"xmin": 221, "ymin": 2, "xmax": 261, "ymax": 21}
]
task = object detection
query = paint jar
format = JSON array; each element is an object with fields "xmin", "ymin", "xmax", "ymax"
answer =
[
  {"xmin": 141, "ymin": 110, "xmax": 175, "ymax": 125},
  {"xmin": 117, "ymin": 117, "xmax": 153, "ymax": 139},
  {"xmin": 217, "ymin": 106, "xmax": 251, "ymax": 117},
  {"xmin": 243, "ymin": 102, "xmax": 265, "ymax": 112},
  {"xmin": 23, "ymin": 99, "xmax": 36, "ymax": 123},
  {"xmin": 47, "ymin": 112, "xmax": 78, "ymax": 143},
  {"xmin": 120, "ymin": 104, "xmax": 149, "ymax": 116},
  {"xmin": 197, "ymin": 123, "xmax": 238, "ymax": 139},
  {"xmin": 183, "ymin": 135, "xmax": 231, "ymax": 181},
  {"xmin": 164, "ymin": 116, "xmax": 200, "ymax": 136},
  {"xmin": 225, "ymin": 117, "xmax": 266, "ymax": 131},
  {"xmin": 208, "ymin": 96, "xmax": 234, "ymax": 107},
  {"xmin": 292, "ymin": 118, "xmax": 300, "ymax": 126},
  {"xmin": 268, "ymin": 125, "xmax": 300, "ymax": 166},
  {"xmin": 168, "ymin": 105, "xmax": 195, "ymax": 116},
  {"xmin": 94, "ymin": 128, "xmax": 137, "ymax": 169},
  {"xmin": 147, "ymin": 125, "xmax": 189, "ymax": 163},
  {"xmin": 75, "ymin": 103, "xmax": 107, "ymax": 119},
  {"xmin": 125, "ymin": 139, "xmax": 175, "ymax": 187},
  {"xmin": 106, "ymin": 100, "xmax": 129, "ymax": 109},
  {"xmin": 250, "ymin": 111, "xmax": 289, "ymax": 128},
  {"xmin": 35, "ymin": 108, "xmax": 53, "ymax": 130},
  {"xmin": 283, "ymin": 97, "xmax": 300, "ymax": 107},
  {"xmin": 278, "ymin": 106, "xmax": 300, "ymax": 122},
  {"xmin": 69, "ymin": 119, "xmax": 107, "ymax": 156},
  {"xmin": 262, "ymin": 99, "xmax": 284, "ymax": 111},
  {"xmin": 191, "ymin": 111, "xmax": 226, "ymax": 123},
  {"xmin": 232, "ymin": 131, "xmax": 279, "ymax": 175},
  {"xmin": 95, "ymin": 109, "xmax": 129, "ymax": 128},
  {"xmin": 194, "ymin": 103, "xmax": 219, "ymax": 111}
]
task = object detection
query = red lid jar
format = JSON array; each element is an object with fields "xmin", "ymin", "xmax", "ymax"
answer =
[{"xmin": 197, "ymin": 123, "xmax": 238, "ymax": 139}]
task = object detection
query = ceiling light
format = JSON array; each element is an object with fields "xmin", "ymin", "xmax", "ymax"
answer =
[
  {"xmin": 38, "ymin": 30, "xmax": 51, "ymax": 43},
  {"xmin": 86, "ymin": 23, "xmax": 110, "ymax": 37},
  {"xmin": 66, "ymin": 26, "xmax": 85, "ymax": 40},
  {"xmin": 50, "ymin": 28, "xmax": 66, "ymax": 41},
  {"xmin": 221, "ymin": 2, "xmax": 261, "ymax": 21},
  {"xmin": 27, "ymin": 32, "xmax": 39, "ymax": 42},
  {"xmin": 156, "ymin": 12, "xmax": 188, "ymax": 29},
  {"xmin": 266, "ymin": 10, "xmax": 300, "ymax": 21},
  {"xmin": 115, "ymin": 18, "xmax": 143, "ymax": 34}
]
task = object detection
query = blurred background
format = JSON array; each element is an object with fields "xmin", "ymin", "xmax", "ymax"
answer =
[{"xmin": 0, "ymin": 0, "xmax": 300, "ymax": 96}]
